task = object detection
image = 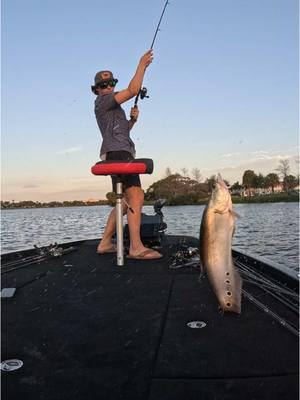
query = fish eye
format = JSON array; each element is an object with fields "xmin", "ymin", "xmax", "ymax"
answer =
[
  {"xmin": 226, "ymin": 302, "xmax": 231, "ymax": 308},
  {"xmin": 225, "ymin": 279, "xmax": 231, "ymax": 284},
  {"xmin": 226, "ymin": 291, "xmax": 232, "ymax": 297}
]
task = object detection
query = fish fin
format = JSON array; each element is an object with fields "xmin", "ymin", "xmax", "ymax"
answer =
[
  {"xmin": 230, "ymin": 210, "xmax": 241, "ymax": 219},
  {"xmin": 199, "ymin": 271, "xmax": 205, "ymax": 281},
  {"xmin": 218, "ymin": 306, "xmax": 225, "ymax": 316},
  {"xmin": 199, "ymin": 263, "xmax": 205, "ymax": 281}
]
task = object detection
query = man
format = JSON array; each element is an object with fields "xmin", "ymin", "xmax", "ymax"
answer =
[{"xmin": 92, "ymin": 49, "xmax": 162, "ymax": 260}]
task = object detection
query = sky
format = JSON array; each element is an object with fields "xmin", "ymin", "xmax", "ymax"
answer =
[{"xmin": 2, "ymin": 0, "xmax": 299, "ymax": 201}]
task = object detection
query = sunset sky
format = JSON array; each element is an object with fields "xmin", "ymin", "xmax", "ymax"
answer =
[{"xmin": 2, "ymin": 0, "xmax": 298, "ymax": 201}]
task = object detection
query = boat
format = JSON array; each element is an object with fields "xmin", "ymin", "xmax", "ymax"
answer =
[{"xmin": 1, "ymin": 203, "xmax": 299, "ymax": 400}]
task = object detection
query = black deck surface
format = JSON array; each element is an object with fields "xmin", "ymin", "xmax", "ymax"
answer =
[{"xmin": 1, "ymin": 236, "xmax": 299, "ymax": 400}]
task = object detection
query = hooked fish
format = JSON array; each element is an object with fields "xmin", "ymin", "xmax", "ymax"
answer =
[{"xmin": 200, "ymin": 174, "xmax": 242, "ymax": 313}]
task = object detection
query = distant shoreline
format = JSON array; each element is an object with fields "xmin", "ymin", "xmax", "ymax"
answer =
[
  {"xmin": 1, "ymin": 193, "xmax": 299, "ymax": 209},
  {"xmin": 231, "ymin": 194, "xmax": 299, "ymax": 204}
]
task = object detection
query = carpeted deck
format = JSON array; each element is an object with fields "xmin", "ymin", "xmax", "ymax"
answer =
[{"xmin": 1, "ymin": 236, "xmax": 299, "ymax": 400}]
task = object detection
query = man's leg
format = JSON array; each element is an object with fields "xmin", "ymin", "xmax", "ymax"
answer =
[
  {"xmin": 125, "ymin": 186, "xmax": 162, "ymax": 259},
  {"xmin": 97, "ymin": 201, "xmax": 128, "ymax": 253}
]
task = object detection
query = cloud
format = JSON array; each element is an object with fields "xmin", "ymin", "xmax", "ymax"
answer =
[
  {"xmin": 219, "ymin": 149, "xmax": 297, "ymax": 163},
  {"xmin": 219, "ymin": 152, "xmax": 242, "ymax": 158},
  {"xmin": 248, "ymin": 152, "xmax": 297, "ymax": 162},
  {"xmin": 57, "ymin": 146, "xmax": 83, "ymax": 155},
  {"xmin": 23, "ymin": 184, "xmax": 39, "ymax": 189}
]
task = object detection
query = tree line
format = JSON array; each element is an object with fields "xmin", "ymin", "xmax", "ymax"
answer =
[
  {"xmin": 143, "ymin": 159, "xmax": 299, "ymax": 205},
  {"xmin": 163, "ymin": 159, "xmax": 299, "ymax": 193},
  {"xmin": 1, "ymin": 200, "xmax": 108, "ymax": 209},
  {"xmin": 235, "ymin": 159, "xmax": 299, "ymax": 193}
]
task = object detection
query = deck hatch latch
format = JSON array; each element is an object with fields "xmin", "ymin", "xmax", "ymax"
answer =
[
  {"xmin": 1, "ymin": 359, "xmax": 23, "ymax": 371},
  {"xmin": 187, "ymin": 321, "xmax": 207, "ymax": 329}
]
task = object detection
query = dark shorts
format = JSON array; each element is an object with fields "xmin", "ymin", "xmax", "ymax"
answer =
[{"xmin": 106, "ymin": 151, "xmax": 141, "ymax": 193}]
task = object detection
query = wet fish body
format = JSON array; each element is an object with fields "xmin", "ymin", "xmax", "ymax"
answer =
[{"xmin": 200, "ymin": 175, "xmax": 242, "ymax": 313}]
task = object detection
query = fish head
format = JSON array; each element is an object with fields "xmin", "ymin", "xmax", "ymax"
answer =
[{"xmin": 209, "ymin": 174, "xmax": 232, "ymax": 214}]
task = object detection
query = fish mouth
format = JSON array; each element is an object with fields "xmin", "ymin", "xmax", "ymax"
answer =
[
  {"xmin": 216, "ymin": 173, "xmax": 228, "ymax": 189},
  {"xmin": 210, "ymin": 174, "xmax": 226, "ymax": 191},
  {"xmin": 211, "ymin": 174, "xmax": 222, "ymax": 190}
]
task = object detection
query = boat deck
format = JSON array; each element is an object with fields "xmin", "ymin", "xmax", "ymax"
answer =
[{"xmin": 1, "ymin": 236, "xmax": 299, "ymax": 400}]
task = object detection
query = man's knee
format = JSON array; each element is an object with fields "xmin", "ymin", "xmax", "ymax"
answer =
[{"xmin": 125, "ymin": 186, "xmax": 144, "ymax": 204}]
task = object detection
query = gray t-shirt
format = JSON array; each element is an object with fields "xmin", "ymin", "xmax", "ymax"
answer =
[{"xmin": 94, "ymin": 93, "xmax": 136, "ymax": 159}]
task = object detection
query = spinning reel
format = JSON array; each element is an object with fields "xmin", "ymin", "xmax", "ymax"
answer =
[{"xmin": 131, "ymin": 87, "xmax": 149, "ymax": 119}]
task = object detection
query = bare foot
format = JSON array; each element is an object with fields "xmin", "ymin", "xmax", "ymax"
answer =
[
  {"xmin": 96, "ymin": 242, "xmax": 117, "ymax": 254},
  {"xmin": 127, "ymin": 247, "xmax": 162, "ymax": 260}
]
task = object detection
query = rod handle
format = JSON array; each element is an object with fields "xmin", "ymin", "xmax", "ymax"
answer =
[{"xmin": 130, "ymin": 103, "xmax": 138, "ymax": 120}]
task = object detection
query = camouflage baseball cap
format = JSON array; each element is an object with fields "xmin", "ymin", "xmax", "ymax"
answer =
[{"xmin": 94, "ymin": 70, "xmax": 114, "ymax": 85}]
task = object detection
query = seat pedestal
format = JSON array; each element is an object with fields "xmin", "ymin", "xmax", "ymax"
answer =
[{"xmin": 115, "ymin": 179, "xmax": 124, "ymax": 266}]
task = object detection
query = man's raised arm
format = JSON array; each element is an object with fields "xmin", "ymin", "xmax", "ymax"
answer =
[{"xmin": 114, "ymin": 50, "xmax": 153, "ymax": 105}]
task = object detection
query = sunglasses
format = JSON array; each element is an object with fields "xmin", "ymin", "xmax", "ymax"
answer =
[{"xmin": 98, "ymin": 79, "xmax": 118, "ymax": 89}]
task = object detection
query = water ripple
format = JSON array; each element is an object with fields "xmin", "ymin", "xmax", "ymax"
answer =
[{"xmin": 1, "ymin": 203, "xmax": 299, "ymax": 271}]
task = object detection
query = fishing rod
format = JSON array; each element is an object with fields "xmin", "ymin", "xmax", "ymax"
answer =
[
  {"xmin": 242, "ymin": 289, "xmax": 299, "ymax": 338},
  {"xmin": 236, "ymin": 261, "xmax": 299, "ymax": 314},
  {"xmin": 131, "ymin": 0, "xmax": 170, "ymax": 117},
  {"xmin": 150, "ymin": 0, "xmax": 170, "ymax": 49},
  {"xmin": 1, "ymin": 244, "xmax": 77, "ymax": 274}
]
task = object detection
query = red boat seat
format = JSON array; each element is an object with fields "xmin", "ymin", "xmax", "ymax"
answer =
[{"xmin": 91, "ymin": 158, "xmax": 153, "ymax": 176}]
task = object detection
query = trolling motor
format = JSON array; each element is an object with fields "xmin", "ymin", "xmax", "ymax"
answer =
[
  {"xmin": 154, "ymin": 198, "xmax": 166, "ymax": 218},
  {"xmin": 131, "ymin": 87, "xmax": 149, "ymax": 120},
  {"xmin": 124, "ymin": 199, "xmax": 167, "ymax": 246}
]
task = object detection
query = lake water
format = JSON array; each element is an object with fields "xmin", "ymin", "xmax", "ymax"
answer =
[{"xmin": 1, "ymin": 203, "xmax": 299, "ymax": 271}]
